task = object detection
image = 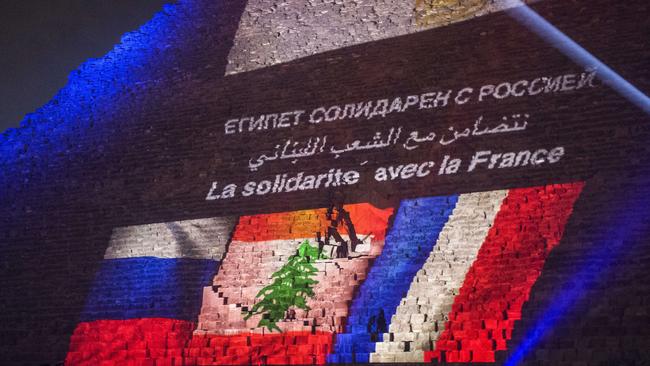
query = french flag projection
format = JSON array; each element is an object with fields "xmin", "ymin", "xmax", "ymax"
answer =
[
  {"xmin": 66, "ymin": 182, "xmax": 584, "ymax": 365},
  {"xmin": 331, "ymin": 182, "xmax": 584, "ymax": 363},
  {"xmin": 65, "ymin": 217, "xmax": 236, "ymax": 366}
]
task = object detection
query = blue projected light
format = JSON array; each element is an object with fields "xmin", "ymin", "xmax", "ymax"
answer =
[
  {"xmin": 0, "ymin": 2, "xmax": 196, "ymax": 192},
  {"xmin": 504, "ymin": 179, "xmax": 650, "ymax": 366},
  {"xmin": 506, "ymin": 0, "xmax": 650, "ymax": 115},
  {"xmin": 81, "ymin": 257, "xmax": 219, "ymax": 322},
  {"xmin": 502, "ymin": 2, "xmax": 650, "ymax": 364},
  {"xmin": 330, "ymin": 195, "xmax": 458, "ymax": 363},
  {"xmin": 502, "ymin": 6, "xmax": 649, "ymax": 366}
]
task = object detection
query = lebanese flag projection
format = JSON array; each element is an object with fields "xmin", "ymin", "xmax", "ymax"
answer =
[
  {"xmin": 65, "ymin": 217, "xmax": 236, "ymax": 366},
  {"xmin": 187, "ymin": 203, "xmax": 395, "ymax": 365}
]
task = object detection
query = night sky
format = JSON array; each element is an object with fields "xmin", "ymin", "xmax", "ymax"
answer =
[{"xmin": 0, "ymin": 1, "xmax": 169, "ymax": 134}]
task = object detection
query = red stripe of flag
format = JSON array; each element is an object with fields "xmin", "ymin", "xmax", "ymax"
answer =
[
  {"xmin": 65, "ymin": 318, "xmax": 195, "ymax": 366},
  {"xmin": 425, "ymin": 182, "xmax": 584, "ymax": 363},
  {"xmin": 184, "ymin": 331, "xmax": 333, "ymax": 365}
]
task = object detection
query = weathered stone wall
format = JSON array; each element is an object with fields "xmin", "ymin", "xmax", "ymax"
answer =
[
  {"xmin": 226, "ymin": 0, "xmax": 534, "ymax": 75},
  {"xmin": 0, "ymin": 0, "xmax": 649, "ymax": 365}
]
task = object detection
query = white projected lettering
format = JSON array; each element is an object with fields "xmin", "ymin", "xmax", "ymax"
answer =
[
  {"xmin": 223, "ymin": 68, "xmax": 597, "ymax": 136},
  {"xmin": 206, "ymin": 68, "xmax": 599, "ymax": 201}
]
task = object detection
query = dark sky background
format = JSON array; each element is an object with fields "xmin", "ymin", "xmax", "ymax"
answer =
[{"xmin": 0, "ymin": 1, "xmax": 170, "ymax": 134}]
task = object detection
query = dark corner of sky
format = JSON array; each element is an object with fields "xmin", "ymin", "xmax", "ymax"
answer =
[{"xmin": 0, "ymin": 0, "xmax": 170, "ymax": 135}]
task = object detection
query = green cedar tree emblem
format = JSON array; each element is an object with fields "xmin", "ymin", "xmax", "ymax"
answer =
[{"xmin": 243, "ymin": 240, "xmax": 327, "ymax": 332}]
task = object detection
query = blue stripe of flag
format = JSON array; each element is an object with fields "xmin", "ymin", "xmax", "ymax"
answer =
[
  {"xmin": 80, "ymin": 257, "xmax": 218, "ymax": 322},
  {"xmin": 329, "ymin": 195, "xmax": 459, "ymax": 363}
]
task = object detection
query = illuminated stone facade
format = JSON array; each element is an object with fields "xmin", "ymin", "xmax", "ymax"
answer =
[{"xmin": 0, "ymin": 0, "xmax": 648, "ymax": 365}]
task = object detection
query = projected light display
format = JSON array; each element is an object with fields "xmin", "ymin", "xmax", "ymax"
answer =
[
  {"xmin": 66, "ymin": 183, "xmax": 583, "ymax": 364},
  {"xmin": 1, "ymin": 0, "xmax": 648, "ymax": 365}
]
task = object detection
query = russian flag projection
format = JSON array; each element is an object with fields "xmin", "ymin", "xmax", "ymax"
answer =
[
  {"xmin": 66, "ymin": 183, "xmax": 583, "ymax": 365},
  {"xmin": 65, "ymin": 217, "xmax": 236, "ymax": 366}
]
